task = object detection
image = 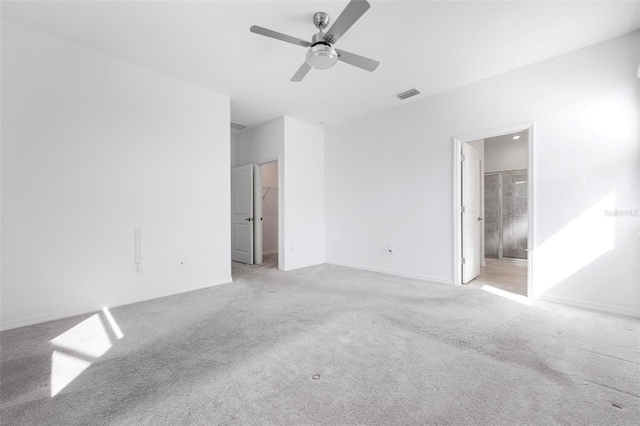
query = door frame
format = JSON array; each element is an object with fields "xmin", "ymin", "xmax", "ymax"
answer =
[
  {"xmin": 254, "ymin": 158, "xmax": 284, "ymax": 271},
  {"xmin": 452, "ymin": 122, "xmax": 535, "ymax": 298}
]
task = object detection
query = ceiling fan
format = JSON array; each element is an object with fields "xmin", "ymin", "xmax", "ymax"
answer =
[{"xmin": 250, "ymin": 0, "xmax": 380, "ymax": 82}]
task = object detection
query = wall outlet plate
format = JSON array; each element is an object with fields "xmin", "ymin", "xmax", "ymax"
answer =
[{"xmin": 134, "ymin": 264, "xmax": 142, "ymax": 274}]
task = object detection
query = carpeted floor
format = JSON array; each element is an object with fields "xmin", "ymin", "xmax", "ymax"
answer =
[{"xmin": 1, "ymin": 259, "xmax": 639, "ymax": 425}]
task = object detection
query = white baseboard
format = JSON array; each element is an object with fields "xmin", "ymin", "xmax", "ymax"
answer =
[
  {"xmin": 326, "ymin": 260, "xmax": 453, "ymax": 285},
  {"xmin": 0, "ymin": 277, "xmax": 233, "ymax": 331},
  {"xmin": 536, "ymin": 294, "xmax": 640, "ymax": 318},
  {"xmin": 282, "ymin": 259, "xmax": 327, "ymax": 272},
  {"xmin": 263, "ymin": 250, "xmax": 278, "ymax": 255}
]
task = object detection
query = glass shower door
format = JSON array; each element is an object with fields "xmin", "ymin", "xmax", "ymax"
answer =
[
  {"xmin": 484, "ymin": 171, "xmax": 528, "ymax": 260},
  {"xmin": 502, "ymin": 172, "xmax": 528, "ymax": 259},
  {"xmin": 484, "ymin": 174, "xmax": 500, "ymax": 258}
]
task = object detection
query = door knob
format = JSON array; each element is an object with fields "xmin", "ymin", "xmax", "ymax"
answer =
[
  {"xmin": 478, "ymin": 217, "xmax": 484, "ymax": 221},
  {"xmin": 245, "ymin": 217, "xmax": 253, "ymax": 222}
]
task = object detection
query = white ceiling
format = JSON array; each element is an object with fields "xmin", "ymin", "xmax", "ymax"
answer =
[
  {"xmin": 484, "ymin": 130, "xmax": 528, "ymax": 147},
  {"xmin": 3, "ymin": 1, "xmax": 639, "ymax": 131}
]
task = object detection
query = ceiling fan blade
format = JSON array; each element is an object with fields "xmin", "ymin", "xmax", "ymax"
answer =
[
  {"xmin": 323, "ymin": 0, "xmax": 371, "ymax": 44},
  {"xmin": 250, "ymin": 26, "xmax": 311, "ymax": 48},
  {"xmin": 335, "ymin": 48, "xmax": 379, "ymax": 72},
  {"xmin": 290, "ymin": 62, "xmax": 312, "ymax": 82}
]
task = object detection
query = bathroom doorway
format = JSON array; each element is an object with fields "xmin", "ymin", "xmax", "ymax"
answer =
[
  {"xmin": 474, "ymin": 132, "xmax": 529, "ymax": 296},
  {"xmin": 453, "ymin": 124, "xmax": 533, "ymax": 300}
]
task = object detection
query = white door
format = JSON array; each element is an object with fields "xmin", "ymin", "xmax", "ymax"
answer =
[
  {"xmin": 232, "ymin": 164, "xmax": 253, "ymax": 264},
  {"xmin": 462, "ymin": 143, "xmax": 481, "ymax": 283}
]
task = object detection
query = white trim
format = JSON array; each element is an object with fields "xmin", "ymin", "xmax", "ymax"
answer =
[
  {"xmin": 0, "ymin": 277, "xmax": 233, "ymax": 331},
  {"xmin": 527, "ymin": 125, "xmax": 536, "ymax": 299},
  {"xmin": 281, "ymin": 261, "xmax": 326, "ymax": 272},
  {"xmin": 452, "ymin": 139, "xmax": 462, "ymax": 286},
  {"xmin": 454, "ymin": 123, "xmax": 534, "ymax": 143},
  {"xmin": 263, "ymin": 250, "xmax": 279, "ymax": 255},
  {"xmin": 327, "ymin": 260, "xmax": 453, "ymax": 285},
  {"xmin": 452, "ymin": 122, "xmax": 535, "ymax": 298},
  {"xmin": 277, "ymin": 157, "xmax": 285, "ymax": 271},
  {"xmin": 254, "ymin": 163, "xmax": 263, "ymax": 265},
  {"xmin": 536, "ymin": 294, "xmax": 640, "ymax": 318}
]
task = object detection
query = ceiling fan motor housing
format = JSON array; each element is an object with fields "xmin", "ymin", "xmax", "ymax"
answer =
[
  {"xmin": 313, "ymin": 12, "xmax": 330, "ymax": 30},
  {"xmin": 307, "ymin": 12, "xmax": 337, "ymax": 70}
]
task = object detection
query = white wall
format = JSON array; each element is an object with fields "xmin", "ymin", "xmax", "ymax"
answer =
[
  {"xmin": 1, "ymin": 22, "xmax": 231, "ymax": 329},
  {"xmin": 283, "ymin": 118, "xmax": 325, "ymax": 270},
  {"xmin": 236, "ymin": 118, "xmax": 285, "ymax": 166},
  {"xmin": 326, "ymin": 31, "xmax": 640, "ymax": 316},
  {"xmin": 261, "ymin": 161, "xmax": 278, "ymax": 254},
  {"xmin": 485, "ymin": 139, "xmax": 529, "ymax": 173}
]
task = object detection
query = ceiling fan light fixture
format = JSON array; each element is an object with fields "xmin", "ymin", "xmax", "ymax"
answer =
[
  {"xmin": 305, "ymin": 44, "xmax": 338, "ymax": 70},
  {"xmin": 250, "ymin": 0, "xmax": 378, "ymax": 81}
]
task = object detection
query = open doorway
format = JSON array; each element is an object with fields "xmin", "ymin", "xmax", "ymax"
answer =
[
  {"xmin": 255, "ymin": 160, "xmax": 279, "ymax": 269},
  {"xmin": 453, "ymin": 124, "xmax": 534, "ymax": 300},
  {"xmin": 231, "ymin": 158, "xmax": 282, "ymax": 271}
]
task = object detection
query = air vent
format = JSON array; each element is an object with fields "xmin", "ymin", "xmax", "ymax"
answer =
[
  {"xmin": 395, "ymin": 88, "xmax": 421, "ymax": 100},
  {"xmin": 230, "ymin": 122, "xmax": 247, "ymax": 131}
]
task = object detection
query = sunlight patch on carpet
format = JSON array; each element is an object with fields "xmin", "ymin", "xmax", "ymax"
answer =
[
  {"xmin": 481, "ymin": 285, "xmax": 532, "ymax": 306},
  {"xmin": 49, "ymin": 308, "xmax": 123, "ymax": 397}
]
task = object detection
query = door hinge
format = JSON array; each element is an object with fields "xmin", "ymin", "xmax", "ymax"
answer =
[
  {"xmin": 461, "ymin": 206, "xmax": 466, "ymax": 213},
  {"xmin": 461, "ymin": 257, "xmax": 466, "ymax": 265},
  {"xmin": 461, "ymin": 154, "xmax": 465, "ymax": 162}
]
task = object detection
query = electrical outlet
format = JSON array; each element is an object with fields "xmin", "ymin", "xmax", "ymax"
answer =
[
  {"xmin": 134, "ymin": 263, "xmax": 142, "ymax": 274},
  {"xmin": 179, "ymin": 258, "xmax": 186, "ymax": 268}
]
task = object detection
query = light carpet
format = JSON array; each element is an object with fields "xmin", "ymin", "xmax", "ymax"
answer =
[{"xmin": 1, "ymin": 259, "xmax": 638, "ymax": 425}]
